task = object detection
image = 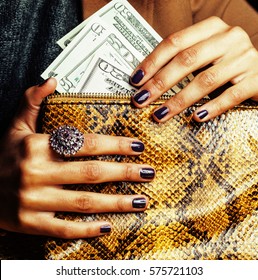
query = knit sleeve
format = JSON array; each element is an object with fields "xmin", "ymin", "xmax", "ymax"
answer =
[{"xmin": 190, "ymin": 0, "xmax": 258, "ymax": 49}]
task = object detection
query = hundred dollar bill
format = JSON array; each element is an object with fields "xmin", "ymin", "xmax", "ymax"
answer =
[
  {"xmin": 42, "ymin": 18, "xmax": 141, "ymax": 92},
  {"xmin": 42, "ymin": 0, "xmax": 194, "ymax": 94},
  {"xmin": 42, "ymin": 19, "xmax": 112, "ymax": 91},
  {"xmin": 56, "ymin": 0, "xmax": 125, "ymax": 49},
  {"xmin": 57, "ymin": 0, "xmax": 161, "ymax": 55},
  {"xmin": 74, "ymin": 54, "xmax": 136, "ymax": 94},
  {"xmin": 58, "ymin": 38, "xmax": 135, "ymax": 92},
  {"xmin": 75, "ymin": 45, "xmax": 194, "ymax": 96}
]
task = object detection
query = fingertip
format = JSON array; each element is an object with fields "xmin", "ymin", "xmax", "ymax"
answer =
[
  {"xmin": 152, "ymin": 113, "xmax": 163, "ymax": 123},
  {"xmin": 131, "ymin": 141, "xmax": 145, "ymax": 153},
  {"xmin": 193, "ymin": 109, "xmax": 209, "ymax": 122},
  {"xmin": 100, "ymin": 224, "xmax": 112, "ymax": 235},
  {"xmin": 131, "ymin": 89, "xmax": 150, "ymax": 108},
  {"xmin": 130, "ymin": 69, "xmax": 145, "ymax": 85},
  {"xmin": 38, "ymin": 77, "xmax": 57, "ymax": 92},
  {"xmin": 20, "ymin": 78, "xmax": 57, "ymax": 117},
  {"xmin": 139, "ymin": 167, "xmax": 156, "ymax": 180},
  {"xmin": 152, "ymin": 106, "xmax": 170, "ymax": 123},
  {"xmin": 28, "ymin": 77, "xmax": 57, "ymax": 106},
  {"xmin": 131, "ymin": 96, "xmax": 144, "ymax": 109},
  {"xmin": 132, "ymin": 196, "xmax": 149, "ymax": 210}
]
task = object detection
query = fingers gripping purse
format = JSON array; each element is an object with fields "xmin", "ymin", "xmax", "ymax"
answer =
[{"xmin": 41, "ymin": 92, "xmax": 258, "ymax": 260}]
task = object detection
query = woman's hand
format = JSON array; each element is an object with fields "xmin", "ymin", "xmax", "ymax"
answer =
[
  {"xmin": 130, "ymin": 16, "xmax": 258, "ymax": 122},
  {"xmin": 0, "ymin": 78, "xmax": 154, "ymax": 239}
]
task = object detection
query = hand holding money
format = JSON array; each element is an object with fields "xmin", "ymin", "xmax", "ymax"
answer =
[
  {"xmin": 42, "ymin": 0, "xmax": 258, "ymax": 124},
  {"xmin": 130, "ymin": 16, "xmax": 258, "ymax": 122},
  {"xmin": 41, "ymin": 0, "xmax": 192, "ymax": 96}
]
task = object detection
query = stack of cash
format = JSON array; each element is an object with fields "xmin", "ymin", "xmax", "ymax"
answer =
[{"xmin": 41, "ymin": 0, "xmax": 192, "ymax": 95}]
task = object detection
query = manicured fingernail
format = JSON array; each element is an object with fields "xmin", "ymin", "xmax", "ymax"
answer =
[
  {"xmin": 131, "ymin": 141, "xmax": 145, "ymax": 152},
  {"xmin": 133, "ymin": 90, "xmax": 150, "ymax": 105},
  {"xmin": 153, "ymin": 106, "xmax": 169, "ymax": 120},
  {"xmin": 140, "ymin": 168, "xmax": 155, "ymax": 179},
  {"xmin": 38, "ymin": 78, "xmax": 50, "ymax": 87},
  {"xmin": 197, "ymin": 110, "xmax": 208, "ymax": 119},
  {"xmin": 132, "ymin": 197, "xmax": 147, "ymax": 208},
  {"xmin": 100, "ymin": 225, "xmax": 111, "ymax": 233},
  {"xmin": 131, "ymin": 69, "xmax": 144, "ymax": 84}
]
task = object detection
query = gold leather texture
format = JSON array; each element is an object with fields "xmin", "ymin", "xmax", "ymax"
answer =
[{"xmin": 41, "ymin": 96, "xmax": 258, "ymax": 260}]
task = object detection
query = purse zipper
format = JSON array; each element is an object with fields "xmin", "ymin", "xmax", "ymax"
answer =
[
  {"xmin": 46, "ymin": 91, "xmax": 196, "ymax": 125},
  {"xmin": 48, "ymin": 91, "xmax": 173, "ymax": 101}
]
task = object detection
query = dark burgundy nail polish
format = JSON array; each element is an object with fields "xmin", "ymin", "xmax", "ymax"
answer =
[
  {"xmin": 131, "ymin": 141, "xmax": 145, "ymax": 152},
  {"xmin": 38, "ymin": 78, "xmax": 50, "ymax": 87},
  {"xmin": 100, "ymin": 225, "xmax": 111, "ymax": 233},
  {"xmin": 153, "ymin": 106, "xmax": 169, "ymax": 120},
  {"xmin": 197, "ymin": 110, "xmax": 208, "ymax": 119},
  {"xmin": 131, "ymin": 69, "xmax": 144, "ymax": 84},
  {"xmin": 132, "ymin": 198, "xmax": 147, "ymax": 208},
  {"xmin": 133, "ymin": 90, "xmax": 150, "ymax": 104},
  {"xmin": 140, "ymin": 168, "xmax": 155, "ymax": 179}
]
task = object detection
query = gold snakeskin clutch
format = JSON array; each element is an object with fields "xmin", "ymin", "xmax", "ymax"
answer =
[{"xmin": 41, "ymin": 93, "xmax": 258, "ymax": 260}]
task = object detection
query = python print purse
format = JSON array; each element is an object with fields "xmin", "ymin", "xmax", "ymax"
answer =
[{"xmin": 41, "ymin": 93, "xmax": 258, "ymax": 260}]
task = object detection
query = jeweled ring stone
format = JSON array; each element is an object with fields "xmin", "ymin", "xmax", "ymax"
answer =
[{"xmin": 50, "ymin": 125, "xmax": 84, "ymax": 156}]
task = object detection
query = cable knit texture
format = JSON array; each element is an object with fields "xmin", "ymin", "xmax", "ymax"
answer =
[{"xmin": 0, "ymin": 0, "xmax": 81, "ymax": 137}]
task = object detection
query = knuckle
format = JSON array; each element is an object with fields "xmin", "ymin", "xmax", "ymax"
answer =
[
  {"xmin": 229, "ymin": 26, "xmax": 248, "ymax": 40},
  {"xmin": 214, "ymin": 100, "xmax": 225, "ymax": 115},
  {"xmin": 22, "ymin": 135, "xmax": 37, "ymax": 158},
  {"xmin": 124, "ymin": 164, "xmax": 134, "ymax": 180},
  {"xmin": 209, "ymin": 16, "xmax": 225, "ymax": 26},
  {"xmin": 227, "ymin": 26, "xmax": 254, "ymax": 51},
  {"xmin": 83, "ymin": 227, "xmax": 96, "ymax": 238},
  {"xmin": 229, "ymin": 87, "xmax": 244, "ymax": 104},
  {"xmin": 244, "ymin": 46, "xmax": 258, "ymax": 61},
  {"xmin": 84, "ymin": 134, "xmax": 98, "ymax": 153},
  {"xmin": 19, "ymin": 136, "xmax": 45, "ymax": 187},
  {"xmin": 151, "ymin": 75, "xmax": 166, "ymax": 92},
  {"xmin": 165, "ymin": 32, "xmax": 183, "ymax": 48},
  {"xmin": 116, "ymin": 197, "xmax": 128, "ymax": 212},
  {"xmin": 60, "ymin": 225, "xmax": 74, "ymax": 239},
  {"xmin": 74, "ymin": 194, "xmax": 92, "ymax": 212},
  {"xmin": 118, "ymin": 137, "xmax": 129, "ymax": 153},
  {"xmin": 16, "ymin": 209, "xmax": 36, "ymax": 233},
  {"xmin": 81, "ymin": 162, "xmax": 101, "ymax": 182},
  {"xmin": 20, "ymin": 159, "xmax": 38, "ymax": 187},
  {"xmin": 170, "ymin": 95, "xmax": 186, "ymax": 110},
  {"xmin": 197, "ymin": 70, "xmax": 218, "ymax": 89},
  {"xmin": 177, "ymin": 48, "xmax": 198, "ymax": 67},
  {"xmin": 142, "ymin": 56, "xmax": 157, "ymax": 72},
  {"xmin": 18, "ymin": 189, "xmax": 29, "ymax": 207}
]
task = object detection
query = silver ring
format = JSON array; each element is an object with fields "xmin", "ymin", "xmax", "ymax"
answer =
[{"xmin": 50, "ymin": 125, "xmax": 84, "ymax": 156}]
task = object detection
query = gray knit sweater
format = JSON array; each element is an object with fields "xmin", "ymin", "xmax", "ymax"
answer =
[{"xmin": 0, "ymin": 0, "xmax": 82, "ymax": 137}]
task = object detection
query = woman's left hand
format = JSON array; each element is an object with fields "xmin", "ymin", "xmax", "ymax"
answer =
[{"xmin": 130, "ymin": 16, "xmax": 258, "ymax": 122}]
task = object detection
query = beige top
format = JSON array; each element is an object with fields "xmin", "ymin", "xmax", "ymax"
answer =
[{"xmin": 82, "ymin": 0, "xmax": 258, "ymax": 48}]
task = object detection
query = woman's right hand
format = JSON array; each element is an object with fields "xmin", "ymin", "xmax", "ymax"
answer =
[{"xmin": 0, "ymin": 78, "xmax": 154, "ymax": 239}]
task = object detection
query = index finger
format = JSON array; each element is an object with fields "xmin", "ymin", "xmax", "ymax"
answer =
[{"xmin": 130, "ymin": 17, "xmax": 229, "ymax": 86}]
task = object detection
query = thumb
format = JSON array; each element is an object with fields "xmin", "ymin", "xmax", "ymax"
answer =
[{"xmin": 12, "ymin": 78, "xmax": 57, "ymax": 136}]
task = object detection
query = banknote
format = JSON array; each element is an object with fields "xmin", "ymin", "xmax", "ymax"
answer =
[
  {"xmin": 56, "ymin": 0, "xmax": 117, "ymax": 49},
  {"xmin": 57, "ymin": 0, "xmax": 160, "ymax": 52},
  {"xmin": 42, "ymin": 0, "xmax": 193, "ymax": 95},
  {"xmin": 42, "ymin": 17, "xmax": 141, "ymax": 92},
  {"xmin": 74, "ymin": 54, "xmax": 136, "ymax": 94},
  {"xmin": 75, "ymin": 44, "xmax": 194, "ymax": 96},
  {"xmin": 58, "ymin": 36, "xmax": 135, "ymax": 93}
]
